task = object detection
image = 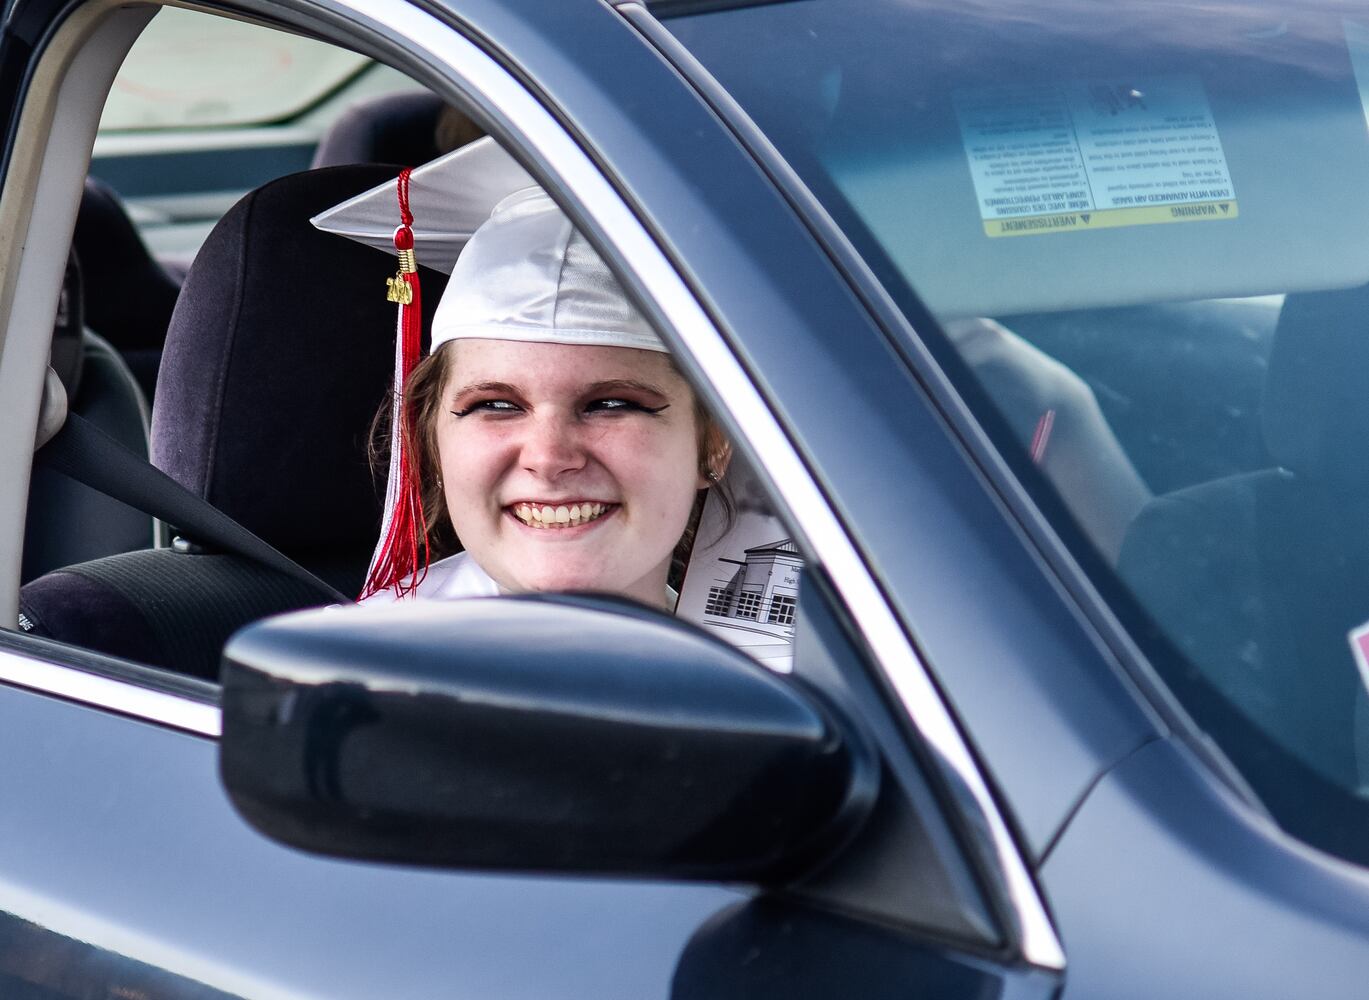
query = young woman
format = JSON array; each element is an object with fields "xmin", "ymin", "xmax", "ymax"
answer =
[{"xmin": 361, "ymin": 186, "xmax": 730, "ymax": 607}]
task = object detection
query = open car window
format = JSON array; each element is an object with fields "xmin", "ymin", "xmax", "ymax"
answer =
[
  {"xmin": 14, "ymin": 2, "xmax": 806, "ymax": 691},
  {"xmin": 667, "ymin": 0, "xmax": 1369, "ymax": 866}
]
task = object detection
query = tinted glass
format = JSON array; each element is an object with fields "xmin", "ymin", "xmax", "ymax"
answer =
[{"xmin": 667, "ymin": 0, "xmax": 1369, "ymax": 864}]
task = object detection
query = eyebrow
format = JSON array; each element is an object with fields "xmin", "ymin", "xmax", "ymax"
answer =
[
  {"xmin": 450, "ymin": 380, "xmax": 522, "ymax": 399},
  {"xmin": 450, "ymin": 379, "xmax": 670, "ymax": 399},
  {"xmin": 582, "ymin": 379, "xmax": 669, "ymax": 398}
]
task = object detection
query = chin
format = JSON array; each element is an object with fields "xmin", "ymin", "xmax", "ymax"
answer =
[{"xmin": 515, "ymin": 563, "xmax": 622, "ymax": 596}]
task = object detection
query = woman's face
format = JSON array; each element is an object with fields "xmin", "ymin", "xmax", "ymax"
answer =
[{"xmin": 436, "ymin": 338, "xmax": 707, "ymax": 607}]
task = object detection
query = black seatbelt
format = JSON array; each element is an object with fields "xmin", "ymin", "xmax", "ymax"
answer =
[{"xmin": 35, "ymin": 413, "xmax": 350, "ymax": 604}]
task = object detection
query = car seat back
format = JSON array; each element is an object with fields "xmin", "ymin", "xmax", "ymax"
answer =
[
  {"xmin": 151, "ymin": 163, "xmax": 451, "ymax": 593},
  {"xmin": 21, "ymin": 164, "xmax": 450, "ymax": 677},
  {"xmin": 1119, "ymin": 284, "xmax": 1369, "ymax": 791},
  {"xmin": 311, "ymin": 91, "xmax": 448, "ymax": 168},
  {"xmin": 74, "ymin": 176, "xmax": 184, "ymax": 400}
]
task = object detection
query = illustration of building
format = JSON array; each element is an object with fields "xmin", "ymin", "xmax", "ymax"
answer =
[{"xmin": 702, "ymin": 538, "xmax": 802, "ymax": 636}]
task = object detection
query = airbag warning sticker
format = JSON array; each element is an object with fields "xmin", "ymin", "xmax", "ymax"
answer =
[{"xmin": 954, "ymin": 76, "xmax": 1237, "ymax": 238}]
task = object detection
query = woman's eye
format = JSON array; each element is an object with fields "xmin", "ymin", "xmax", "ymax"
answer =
[
  {"xmin": 452, "ymin": 399, "xmax": 521, "ymax": 417},
  {"xmin": 585, "ymin": 398, "xmax": 667, "ymax": 415}
]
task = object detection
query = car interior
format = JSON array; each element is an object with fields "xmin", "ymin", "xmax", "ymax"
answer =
[
  {"xmin": 4, "ymin": 7, "xmax": 428, "ymax": 662},
  {"xmin": 11, "ymin": 4, "xmax": 816, "ymax": 681},
  {"xmin": 22, "ymin": 160, "xmax": 446, "ymax": 677},
  {"xmin": 18, "ymin": 98, "xmax": 1145, "ymax": 685}
]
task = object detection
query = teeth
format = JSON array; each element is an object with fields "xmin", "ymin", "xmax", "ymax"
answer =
[{"xmin": 512, "ymin": 502, "xmax": 611, "ymax": 529}]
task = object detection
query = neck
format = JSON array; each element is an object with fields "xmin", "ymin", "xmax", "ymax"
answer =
[
  {"xmin": 609, "ymin": 553, "xmax": 675, "ymax": 611},
  {"xmin": 622, "ymin": 563, "xmax": 676, "ymax": 612},
  {"xmin": 486, "ymin": 556, "xmax": 676, "ymax": 611}
]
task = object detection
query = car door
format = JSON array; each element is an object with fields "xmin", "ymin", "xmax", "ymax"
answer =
[
  {"xmin": 0, "ymin": 0, "xmax": 1069, "ymax": 996},
  {"xmin": 648, "ymin": 1, "xmax": 1369, "ymax": 996}
]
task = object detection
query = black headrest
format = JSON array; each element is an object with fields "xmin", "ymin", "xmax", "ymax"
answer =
[
  {"xmin": 310, "ymin": 92, "xmax": 447, "ymax": 169},
  {"xmin": 74, "ymin": 176, "xmax": 181, "ymax": 351},
  {"xmin": 1263, "ymin": 284, "xmax": 1369, "ymax": 487},
  {"xmin": 51, "ymin": 251, "xmax": 84, "ymax": 399},
  {"xmin": 150, "ymin": 164, "xmax": 449, "ymax": 552}
]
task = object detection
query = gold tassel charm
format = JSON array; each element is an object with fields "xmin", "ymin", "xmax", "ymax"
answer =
[
  {"xmin": 386, "ymin": 273, "xmax": 413, "ymax": 304},
  {"xmin": 386, "ymin": 247, "xmax": 418, "ymax": 304}
]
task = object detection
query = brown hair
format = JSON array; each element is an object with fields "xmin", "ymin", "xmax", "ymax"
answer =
[{"xmin": 370, "ymin": 342, "xmax": 736, "ymax": 578}]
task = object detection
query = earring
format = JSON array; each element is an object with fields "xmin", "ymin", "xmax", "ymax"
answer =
[{"xmin": 705, "ymin": 470, "xmax": 720, "ymax": 484}]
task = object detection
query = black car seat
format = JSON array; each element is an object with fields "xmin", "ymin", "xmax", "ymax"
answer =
[
  {"xmin": 1118, "ymin": 284, "xmax": 1369, "ymax": 795},
  {"xmin": 22, "ymin": 252, "xmax": 155, "ymax": 583},
  {"xmin": 73, "ymin": 176, "xmax": 184, "ymax": 401},
  {"xmin": 20, "ymin": 164, "xmax": 449, "ymax": 679},
  {"xmin": 310, "ymin": 91, "xmax": 447, "ymax": 168}
]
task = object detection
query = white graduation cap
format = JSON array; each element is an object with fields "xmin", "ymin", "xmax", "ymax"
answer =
[
  {"xmin": 311, "ymin": 136, "xmax": 665, "ymax": 355},
  {"xmin": 310, "ymin": 135, "xmax": 537, "ymax": 274}
]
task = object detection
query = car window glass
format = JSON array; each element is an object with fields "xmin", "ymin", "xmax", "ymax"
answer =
[
  {"xmin": 98, "ymin": 7, "xmax": 371, "ymax": 131},
  {"xmin": 667, "ymin": 0, "xmax": 1369, "ymax": 866},
  {"xmin": 91, "ymin": 10, "xmax": 421, "ymax": 269}
]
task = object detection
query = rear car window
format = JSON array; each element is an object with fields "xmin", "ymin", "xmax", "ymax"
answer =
[
  {"xmin": 666, "ymin": 0, "xmax": 1369, "ymax": 865},
  {"xmin": 99, "ymin": 6, "xmax": 370, "ymax": 131}
]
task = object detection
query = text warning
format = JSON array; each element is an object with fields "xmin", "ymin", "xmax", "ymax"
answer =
[{"xmin": 954, "ymin": 76, "xmax": 1238, "ymax": 238}]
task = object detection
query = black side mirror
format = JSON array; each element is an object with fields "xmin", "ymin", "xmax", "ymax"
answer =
[{"xmin": 219, "ymin": 594, "xmax": 878, "ymax": 882}]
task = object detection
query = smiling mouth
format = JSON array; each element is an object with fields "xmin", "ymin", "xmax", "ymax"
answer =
[{"xmin": 510, "ymin": 501, "xmax": 615, "ymax": 529}]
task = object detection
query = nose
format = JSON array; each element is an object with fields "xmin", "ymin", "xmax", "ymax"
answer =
[{"xmin": 519, "ymin": 412, "xmax": 587, "ymax": 479}]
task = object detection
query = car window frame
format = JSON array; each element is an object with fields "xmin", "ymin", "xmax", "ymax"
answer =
[
  {"xmin": 0, "ymin": 629, "xmax": 218, "ymax": 735},
  {"xmin": 0, "ymin": 0, "xmax": 1064, "ymax": 970}
]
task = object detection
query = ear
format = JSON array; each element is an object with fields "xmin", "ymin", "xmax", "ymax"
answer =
[{"xmin": 697, "ymin": 422, "xmax": 734, "ymax": 489}]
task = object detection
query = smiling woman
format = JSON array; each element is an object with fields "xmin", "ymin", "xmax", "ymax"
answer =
[
  {"xmin": 359, "ymin": 186, "xmax": 732, "ymax": 610},
  {"xmin": 433, "ymin": 340, "xmax": 708, "ymax": 608}
]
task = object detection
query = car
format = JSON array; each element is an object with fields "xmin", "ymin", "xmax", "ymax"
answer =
[{"xmin": 1, "ymin": 0, "xmax": 1368, "ymax": 996}]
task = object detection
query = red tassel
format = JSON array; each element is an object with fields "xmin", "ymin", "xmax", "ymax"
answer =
[{"xmin": 360, "ymin": 168, "xmax": 430, "ymax": 600}]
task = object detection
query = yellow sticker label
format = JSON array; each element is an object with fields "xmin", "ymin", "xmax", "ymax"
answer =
[
  {"xmin": 985, "ymin": 200, "xmax": 1238, "ymax": 238},
  {"xmin": 955, "ymin": 77, "xmax": 1238, "ymax": 240}
]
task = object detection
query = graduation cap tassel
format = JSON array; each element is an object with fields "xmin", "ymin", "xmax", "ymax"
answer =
[{"xmin": 361, "ymin": 168, "xmax": 430, "ymax": 600}]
